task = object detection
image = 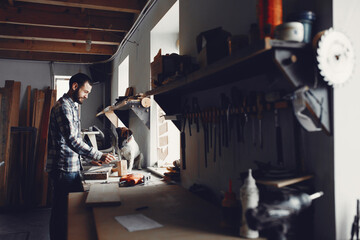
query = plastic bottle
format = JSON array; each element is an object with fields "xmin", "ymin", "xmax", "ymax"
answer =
[
  {"xmin": 221, "ymin": 178, "xmax": 238, "ymax": 230},
  {"xmin": 239, "ymin": 169, "xmax": 259, "ymax": 238}
]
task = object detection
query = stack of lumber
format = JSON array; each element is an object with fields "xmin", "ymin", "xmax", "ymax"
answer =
[
  {"xmin": 0, "ymin": 81, "xmax": 56, "ymax": 207},
  {"xmin": 0, "ymin": 81, "xmax": 20, "ymax": 206}
]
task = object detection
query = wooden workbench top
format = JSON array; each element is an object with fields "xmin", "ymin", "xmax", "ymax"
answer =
[{"xmin": 82, "ymin": 183, "xmax": 265, "ymax": 240}]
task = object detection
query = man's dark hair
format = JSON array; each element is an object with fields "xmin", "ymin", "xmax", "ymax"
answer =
[{"xmin": 69, "ymin": 73, "xmax": 93, "ymax": 88}]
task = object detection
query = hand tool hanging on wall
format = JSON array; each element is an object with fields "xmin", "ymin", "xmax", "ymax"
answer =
[
  {"xmin": 201, "ymin": 110, "xmax": 208, "ymax": 168},
  {"xmin": 192, "ymin": 97, "xmax": 201, "ymax": 133},
  {"xmin": 240, "ymin": 94, "xmax": 248, "ymax": 142},
  {"xmin": 231, "ymin": 87, "xmax": 242, "ymax": 142},
  {"xmin": 212, "ymin": 107, "xmax": 217, "ymax": 162},
  {"xmin": 181, "ymin": 100, "xmax": 188, "ymax": 170},
  {"xmin": 265, "ymin": 91, "xmax": 285, "ymax": 166},
  {"xmin": 184, "ymin": 100, "xmax": 192, "ymax": 137},
  {"xmin": 256, "ymin": 92, "xmax": 265, "ymax": 148},
  {"xmin": 209, "ymin": 109, "xmax": 213, "ymax": 149},
  {"xmin": 248, "ymin": 92, "xmax": 257, "ymax": 147},
  {"xmin": 217, "ymin": 108, "xmax": 222, "ymax": 157},
  {"xmin": 221, "ymin": 93, "xmax": 230, "ymax": 147}
]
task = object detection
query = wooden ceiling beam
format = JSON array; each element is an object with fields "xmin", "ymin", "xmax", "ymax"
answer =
[
  {"xmin": 0, "ymin": 39, "xmax": 117, "ymax": 55},
  {"xmin": 13, "ymin": 0, "xmax": 145, "ymax": 14},
  {"xmin": 0, "ymin": 5, "xmax": 133, "ymax": 31},
  {"xmin": 0, "ymin": 50, "xmax": 110, "ymax": 63},
  {"xmin": 0, "ymin": 24, "xmax": 123, "ymax": 45}
]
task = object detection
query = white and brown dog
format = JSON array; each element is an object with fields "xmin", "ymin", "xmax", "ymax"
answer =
[{"xmin": 116, "ymin": 127, "xmax": 143, "ymax": 171}]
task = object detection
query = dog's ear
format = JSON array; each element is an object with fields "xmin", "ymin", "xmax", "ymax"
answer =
[{"xmin": 128, "ymin": 129, "xmax": 133, "ymax": 137}]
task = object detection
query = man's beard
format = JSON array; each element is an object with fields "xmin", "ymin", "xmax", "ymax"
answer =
[{"xmin": 73, "ymin": 88, "xmax": 82, "ymax": 104}]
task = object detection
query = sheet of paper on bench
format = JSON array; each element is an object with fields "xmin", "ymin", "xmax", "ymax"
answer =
[
  {"xmin": 85, "ymin": 184, "xmax": 121, "ymax": 207},
  {"xmin": 115, "ymin": 214, "xmax": 163, "ymax": 232}
]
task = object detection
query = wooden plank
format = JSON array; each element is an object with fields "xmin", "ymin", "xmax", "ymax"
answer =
[
  {"xmin": 91, "ymin": 184, "xmax": 265, "ymax": 240},
  {"xmin": 85, "ymin": 183, "xmax": 122, "ymax": 207},
  {"xmin": 104, "ymin": 111, "xmax": 119, "ymax": 127},
  {"xmin": 0, "ymin": 23, "xmax": 123, "ymax": 45},
  {"xmin": 0, "ymin": 5, "xmax": 132, "ymax": 32},
  {"xmin": 0, "ymin": 50, "xmax": 111, "ymax": 63},
  {"xmin": 0, "ymin": 81, "xmax": 20, "ymax": 206},
  {"xmin": 68, "ymin": 192, "xmax": 97, "ymax": 240},
  {"xmin": 0, "ymin": 39, "xmax": 116, "ymax": 55},
  {"xmin": 35, "ymin": 88, "xmax": 56, "ymax": 206},
  {"xmin": 256, "ymin": 175, "xmax": 313, "ymax": 188},
  {"xmin": 26, "ymin": 85, "xmax": 31, "ymax": 127},
  {"xmin": 0, "ymin": 88, "xmax": 7, "ymax": 205},
  {"xmin": 15, "ymin": 0, "xmax": 144, "ymax": 14},
  {"xmin": 82, "ymin": 165, "xmax": 113, "ymax": 180}
]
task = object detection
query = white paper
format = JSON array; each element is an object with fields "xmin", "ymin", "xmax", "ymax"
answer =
[{"xmin": 114, "ymin": 214, "xmax": 163, "ymax": 232}]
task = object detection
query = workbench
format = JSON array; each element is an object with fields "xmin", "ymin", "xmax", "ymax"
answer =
[{"xmin": 68, "ymin": 180, "xmax": 265, "ymax": 240}]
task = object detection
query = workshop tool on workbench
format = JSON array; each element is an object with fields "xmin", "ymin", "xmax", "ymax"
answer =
[
  {"xmin": 350, "ymin": 199, "xmax": 359, "ymax": 240},
  {"xmin": 246, "ymin": 191, "xmax": 323, "ymax": 240},
  {"xmin": 119, "ymin": 173, "xmax": 151, "ymax": 186}
]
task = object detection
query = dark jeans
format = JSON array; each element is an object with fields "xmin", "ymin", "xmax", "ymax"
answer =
[{"xmin": 49, "ymin": 170, "xmax": 84, "ymax": 240}]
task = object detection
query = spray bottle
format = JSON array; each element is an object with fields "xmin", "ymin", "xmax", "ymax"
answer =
[{"xmin": 240, "ymin": 169, "xmax": 259, "ymax": 238}]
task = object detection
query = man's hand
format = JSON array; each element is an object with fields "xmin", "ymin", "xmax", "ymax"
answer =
[{"xmin": 100, "ymin": 153, "xmax": 116, "ymax": 164}]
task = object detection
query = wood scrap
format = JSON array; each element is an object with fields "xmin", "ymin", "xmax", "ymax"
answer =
[{"xmin": 85, "ymin": 184, "xmax": 121, "ymax": 207}]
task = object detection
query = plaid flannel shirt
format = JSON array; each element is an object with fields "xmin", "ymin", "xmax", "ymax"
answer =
[{"xmin": 46, "ymin": 93, "xmax": 102, "ymax": 173}]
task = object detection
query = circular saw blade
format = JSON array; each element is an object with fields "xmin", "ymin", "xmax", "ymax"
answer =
[{"xmin": 316, "ymin": 28, "xmax": 355, "ymax": 87}]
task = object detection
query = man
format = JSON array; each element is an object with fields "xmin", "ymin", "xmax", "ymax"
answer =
[{"xmin": 46, "ymin": 73, "xmax": 115, "ymax": 240}]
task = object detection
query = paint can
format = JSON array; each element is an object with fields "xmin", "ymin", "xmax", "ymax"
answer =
[
  {"xmin": 288, "ymin": 11, "xmax": 316, "ymax": 43},
  {"xmin": 274, "ymin": 22, "xmax": 304, "ymax": 42}
]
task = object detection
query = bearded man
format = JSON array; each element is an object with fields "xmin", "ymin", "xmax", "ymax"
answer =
[{"xmin": 46, "ymin": 73, "xmax": 115, "ymax": 240}]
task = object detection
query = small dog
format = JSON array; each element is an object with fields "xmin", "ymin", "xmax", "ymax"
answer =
[{"xmin": 116, "ymin": 127, "xmax": 143, "ymax": 171}]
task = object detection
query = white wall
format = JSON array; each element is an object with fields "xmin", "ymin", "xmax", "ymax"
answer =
[
  {"xmin": 333, "ymin": 0, "xmax": 360, "ymax": 239},
  {"xmin": 111, "ymin": 0, "xmax": 178, "ymax": 167},
  {"xmin": 0, "ymin": 59, "xmax": 103, "ymax": 129}
]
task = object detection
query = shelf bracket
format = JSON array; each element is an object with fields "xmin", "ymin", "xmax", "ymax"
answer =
[
  {"xmin": 273, "ymin": 47, "xmax": 315, "ymax": 88},
  {"xmin": 97, "ymin": 97, "xmax": 151, "ymax": 129}
]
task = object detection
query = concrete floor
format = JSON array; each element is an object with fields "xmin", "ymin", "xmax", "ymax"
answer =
[{"xmin": 0, "ymin": 207, "xmax": 50, "ymax": 240}]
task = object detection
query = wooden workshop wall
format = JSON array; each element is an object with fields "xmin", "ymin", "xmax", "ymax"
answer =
[{"xmin": 111, "ymin": 0, "xmax": 335, "ymax": 239}]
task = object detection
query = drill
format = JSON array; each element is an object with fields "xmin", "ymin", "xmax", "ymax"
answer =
[{"xmin": 246, "ymin": 191, "xmax": 323, "ymax": 240}]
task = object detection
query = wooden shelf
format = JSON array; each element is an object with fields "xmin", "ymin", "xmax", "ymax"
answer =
[
  {"xmin": 145, "ymin": 38, "xmax": 311, "ymax": 98},
  {"xmin": 97, "ymin": 97, "xmax": 151, "ymax": 129},
  {"xmin": 256, "ymin": 175, "xmax": 313, "ymax": 188}
]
